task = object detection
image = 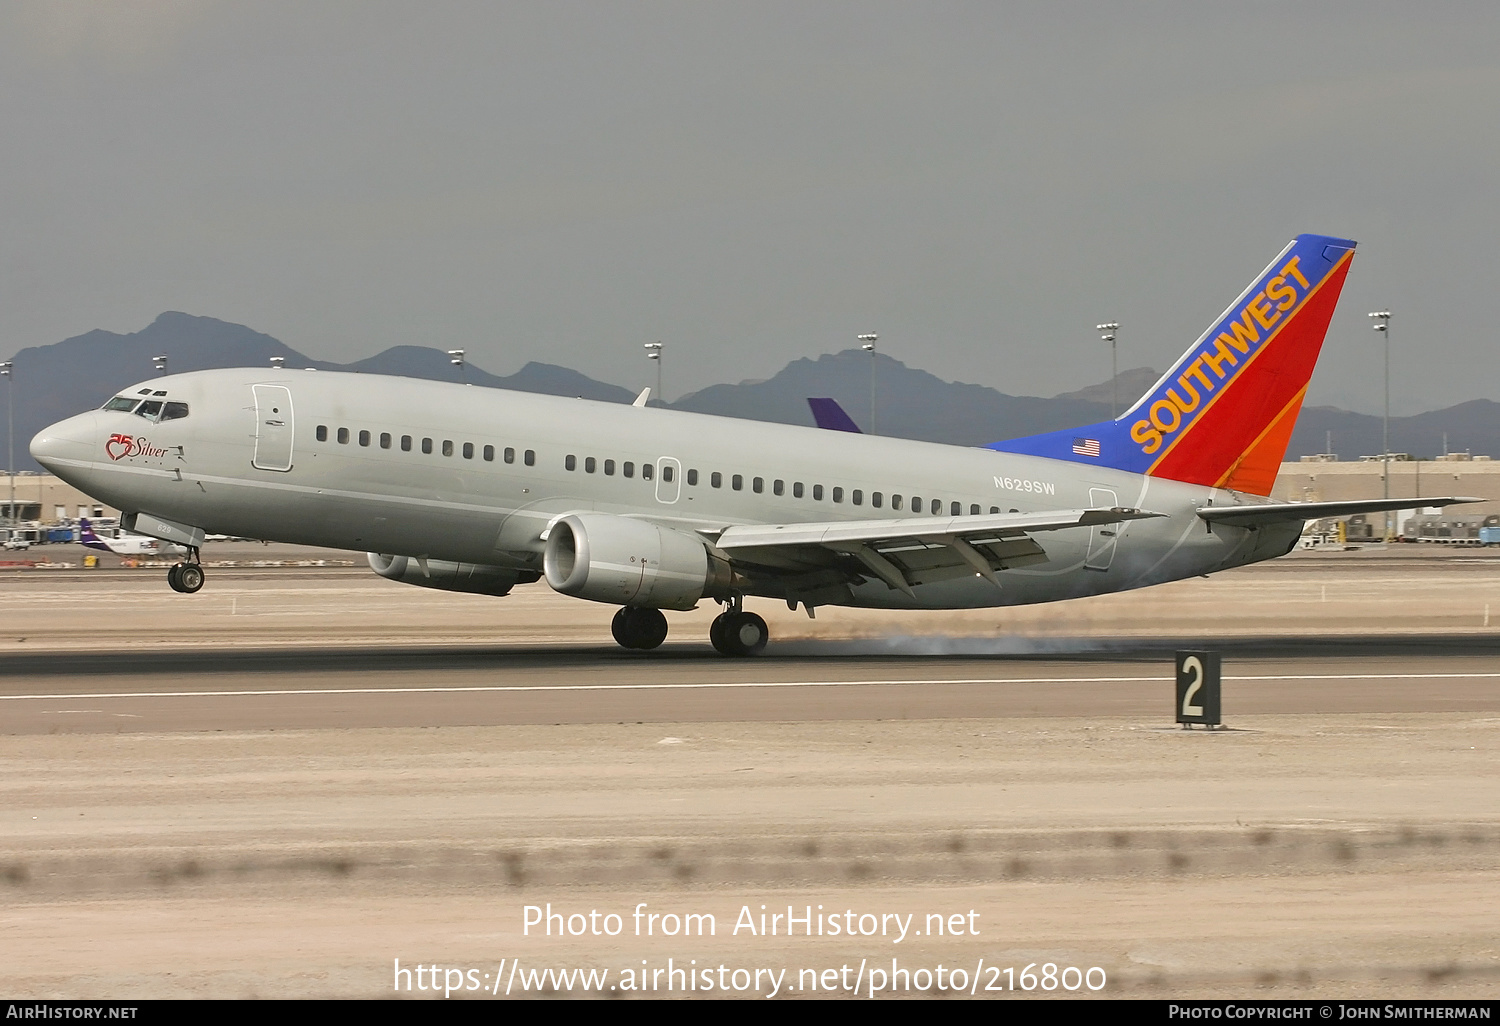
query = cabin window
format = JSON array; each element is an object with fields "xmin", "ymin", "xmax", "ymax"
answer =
[
  {"xmin": 950, "ymin": 501, "xmax": 961, "ymax": 516},
  {"xmin": 524, "ymin": 449, "xmax": 535, "ymax": 466},
  {"xmin": 585, "ymin": 457, "xmax": 596, "ymax": 473},
  {"xmin": 483, "ymin": 445, "xmax": 494, "ymax": 461},
  {"xmin": 442, "ymin": 440, "xmax": 454, "ymax": 457},
  {"xmin": 401, "ymin": 435, "xmax": 412, "ymax": 452},
  {"xmin": 662, "ymin": 465, "xmax": 674, "ymax": 482},
  {"xmin": 773, "ymin": 480, "xmax": 784, "ymax": 496},
  {"xmin": 337, "ymin": 427, "xmax": 350, "ymax": 444},
  {"xmin": 462, "ymin": 442, "xmax": 474, "ymax": 459},
  {"xmin": 832, "ymin": 487, "xmax": 843, "ymax": 503},
  {"xmin": 813, "ymin": 484, "xmax": 823, "ymax": 500},
  {"xmin": 566, "ymin": 454, "xmax": 577, "ymax": 471},
  {"xmin": 753, "ymin": 477, "xmax": 764, "ymax": 494},
  {"xmin": 686, "ymin": 469, "xmax": 698, "ymax": 485},
  {"xmin": 380, "ymin": 433, "xmax": 392, "ymax": 449},
  {"xmin": 990, "ymin": 506, "xmax": 1001, "ymax": 514},
  {"xmin": 792, "ymin": 482, "xmax": 804, "ymax": 498},
  {"xmin": 711, "ymin": 472, "xmax": 722, "ymax": 488},
  {"xmin": 852, "ymin": 489, "xmax": 862, "ymax": 505},
  {"xmin": 503, "ymin": 447, "xmax": 514, "ymax": 463},
  {"xmin": 623, "ymin": 461, "xmax": 634, "ymax": 478},
  {"xmin": 732, "ymin": 474, "xmax": 743, "ymax": 491},
  {"xmin": 642, "ymin": 462, "xmax": 653, "ymax": 480},
  {"xmin": 872, "ymin": 492, "xmax": 883, "ymax": 508},
  {"xmin": 604, "ymin": 459, "xmax": 615, "ymax": 475},
  {"xmin": 104, "ymin": 397, "xmax": 139, "ymax": 413},
  {"xmin": 970, "ymin": 504, "xmax": 980, "ymax": 515},
  {"xmin": 160, "ymin": 402, "xmax": 190, "ymax": 422},
  {"xmin": 359, "ymin": 430, "xmax": 371, "ymax": 447},
  {"xmin": 316, "ymin": 425, "xmax": 328, "ymax": 442},
  {"xmin": 892, "ymin": 494, "xmax": 903, "ymax": 511},
  {"xmin": 417, "ymin": 437, "xmax": 430, "ymax": 454}
]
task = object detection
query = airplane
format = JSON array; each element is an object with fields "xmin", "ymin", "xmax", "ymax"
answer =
[
  {"xmin": 29, "ymin": 233, "xmax": 1480, "ymax": 655},
  {"xmin": 79, "ymin": 517, "xmax": 186, "ymax": 558}
]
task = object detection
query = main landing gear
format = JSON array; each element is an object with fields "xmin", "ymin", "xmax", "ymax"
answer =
[
  {"xmin": 709, "ymin": 595, "xmax": 768, "ymax": 657},
  {"xmin": 611, "ymin": 605, "xmax": 668, "ymax": 650},
  {"xmin": 167, "ymin": 547, "xmax": 205, "ymax": 594},
  {"xmin": 608, "ymin": 595, "xmax": 771, "ymax": 656}
]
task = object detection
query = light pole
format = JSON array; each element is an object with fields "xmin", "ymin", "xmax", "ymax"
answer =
[
  {"xmin": 1, "ymin": 362, "xmax": 11, "ymax": 528},
  {"xmin": 643, "ymin": 342, "xmax": 662, "ymax": 404},
  {"xmin": 1097, "ymin": 323, "xmax": 1120, "ymax": 418},
  {"xmin": 858, "ymin": 334, "xmax": 877, "ymax": 433},
  {"xmin": 1369, "ymin": 310, "xmax": 1392, "ymax": 540},
  {"xmin": 153, "ymin": 354, "xmax": 168, "ymax": 376},
  {"xmin": 448, "ymin": 349, "xmax": 466, "ymax": 384}
]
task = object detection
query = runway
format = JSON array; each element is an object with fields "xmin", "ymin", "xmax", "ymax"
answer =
[{"xmin": 2, "ymin": 548, "xmax": 1499, "ymax": 998}]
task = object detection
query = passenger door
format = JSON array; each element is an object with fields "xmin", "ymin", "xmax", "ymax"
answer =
[
  {"xmin": 251, "ymin": 385, "xmax": 295, "ymax": 472},
  {"xmin": 1085, "ymin": 487, "xmax": 1119, "ymax": 571}
]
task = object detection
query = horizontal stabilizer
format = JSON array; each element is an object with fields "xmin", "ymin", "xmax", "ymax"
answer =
[{"xmin": 1197, "ymin": 496, "xmax": 1484, "ymax": 528}]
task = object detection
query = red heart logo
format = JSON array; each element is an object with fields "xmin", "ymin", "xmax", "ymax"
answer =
[{"xmin": 105, "ymin": 434, "xmax": 134, "ymax": 461}]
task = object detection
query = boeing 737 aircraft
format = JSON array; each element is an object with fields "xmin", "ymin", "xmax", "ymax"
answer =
[{"xmin": 30, "ymin": 233, "xmax": 1477, "ymax": 654}]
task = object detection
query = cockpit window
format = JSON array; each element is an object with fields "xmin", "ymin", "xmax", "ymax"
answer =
[
  {"xmin": 137, "ymin": 388, "xmax": 153, "ymax": 395},
  {"xmin": 160, "ymin": 401, "xmax": 190, "ymax": 422},
  {"xmin": 135, "ymin": 400, "xmax": 163, "ymax": 419},
  {"xmin": 103, "ymin": 397, "xmax": 139, "ymax": 413}
]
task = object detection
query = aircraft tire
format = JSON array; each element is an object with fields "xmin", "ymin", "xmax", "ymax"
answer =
[
  {"xmin": 611, "ymin": 606, "xmax": 668, "ymax": 650},
  {"xmin": 709, "ymin": 613, "xmax": 730, "ymax": 655},
  {"xmin": 177, "ymin": 563, "xmax": 205, "ymax": 594},
  {"xmin": 167, "ymin": 563, "xmax": 186, "ymax": 593},
  {"xmin": 719, "ymin": 611, "xmax": 768, "ymax": 657}
]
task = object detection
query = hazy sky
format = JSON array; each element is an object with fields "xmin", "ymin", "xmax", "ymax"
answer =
[{"xmin": 3, "ymin": 1, "xmax": 1497, "ymax": 414}]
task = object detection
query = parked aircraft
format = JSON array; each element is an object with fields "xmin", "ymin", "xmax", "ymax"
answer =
[
  {"xmin": 30, "ymin": 233, "xmax": 1477, "ymax": 654},
  {"xmin": 79, "ymin": 518, "xmax": 185, "ymax": 558}
]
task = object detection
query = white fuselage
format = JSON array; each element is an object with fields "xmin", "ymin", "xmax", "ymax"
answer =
[{"xmin": 32, "ymin": 369, "xmax": 1296, "ymax": 610}]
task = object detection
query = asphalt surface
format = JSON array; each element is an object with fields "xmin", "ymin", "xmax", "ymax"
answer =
[{"xmin": 2, "ymin": 547, "xmax": 1498, "ymax": 999}]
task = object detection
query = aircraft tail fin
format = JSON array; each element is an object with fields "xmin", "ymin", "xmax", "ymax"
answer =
[
  {"xmin": 988, "ymin": 233, "xmax": 1357, "ymax": 496},
  {"xmin": 78, "ymin": 518, "xmax": 107, "ymax": 551},
  {"xmin": 807, "ymin": 397, "xmax": 863, "ymax": 433}
]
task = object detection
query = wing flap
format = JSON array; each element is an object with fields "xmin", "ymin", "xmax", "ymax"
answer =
[
  {"xmin": 715, "ymin": 507, "xmax": 1162, "ymax": 550},
  {"xmin": 714, "ymin": 507, "xmax": 1163, "ymax": 593}
]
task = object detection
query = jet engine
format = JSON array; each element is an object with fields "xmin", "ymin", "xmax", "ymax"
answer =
[
  {"xmin": 542, "ymin": 513, "xmax": 732, "ymax": 610},
  {"xmin": 367, "ymin": 552, "xmax": 538, "ymax": 596}
]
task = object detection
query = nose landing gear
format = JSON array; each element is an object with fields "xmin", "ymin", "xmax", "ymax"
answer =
[
  {"xmin": 709, "ymin": 594, "xmax": 768, "ymax": 657},
  {"xmin": 167, "ymin": 547, "xmax": 205, "ymax": 594}
]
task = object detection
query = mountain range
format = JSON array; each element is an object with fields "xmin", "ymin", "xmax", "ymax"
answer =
[{"xmin": 3, "ymin": 312, "xmax": 1494, "ymax": 473}]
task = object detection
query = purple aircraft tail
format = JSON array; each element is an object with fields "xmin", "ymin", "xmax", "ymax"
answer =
[
  {"xmin": 807, "ymin": 398, "xmax": 863, "ymax": 433},
  {"xmin": 78, "ymin": 518, "xmax": 108, "ymax": 551}
]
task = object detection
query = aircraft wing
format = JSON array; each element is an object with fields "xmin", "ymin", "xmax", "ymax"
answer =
[
  {"xmin": 1197, "ymin": 496, "xmax": 1484, "ymax": 528},
  {"xmin": 712, "ymin": 507, "xmax": 1164, "ymax": 596}
]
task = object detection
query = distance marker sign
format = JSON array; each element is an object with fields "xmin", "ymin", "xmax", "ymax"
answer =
[{"xmin": 1175, "ymin": 650, "xmax": 1221, "ymax": 728}]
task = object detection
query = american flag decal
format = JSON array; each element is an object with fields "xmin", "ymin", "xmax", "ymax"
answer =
[{"xmin": 1072, "ymin": 437, "xmax": 1101, "ymax": 457}]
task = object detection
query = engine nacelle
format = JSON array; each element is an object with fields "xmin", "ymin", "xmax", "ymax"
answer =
[
  {"xmin": 542, "ymin": 513, "xmax": 731, "ymax": 610},
  {"xmin": 367, "ymin": 552, "xmax": 538, "ymax": 597}
]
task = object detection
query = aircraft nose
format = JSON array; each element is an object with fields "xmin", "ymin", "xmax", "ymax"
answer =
[{"xmin": 30, "ymin": 413, "xmax": 96, "ymax": 471}]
